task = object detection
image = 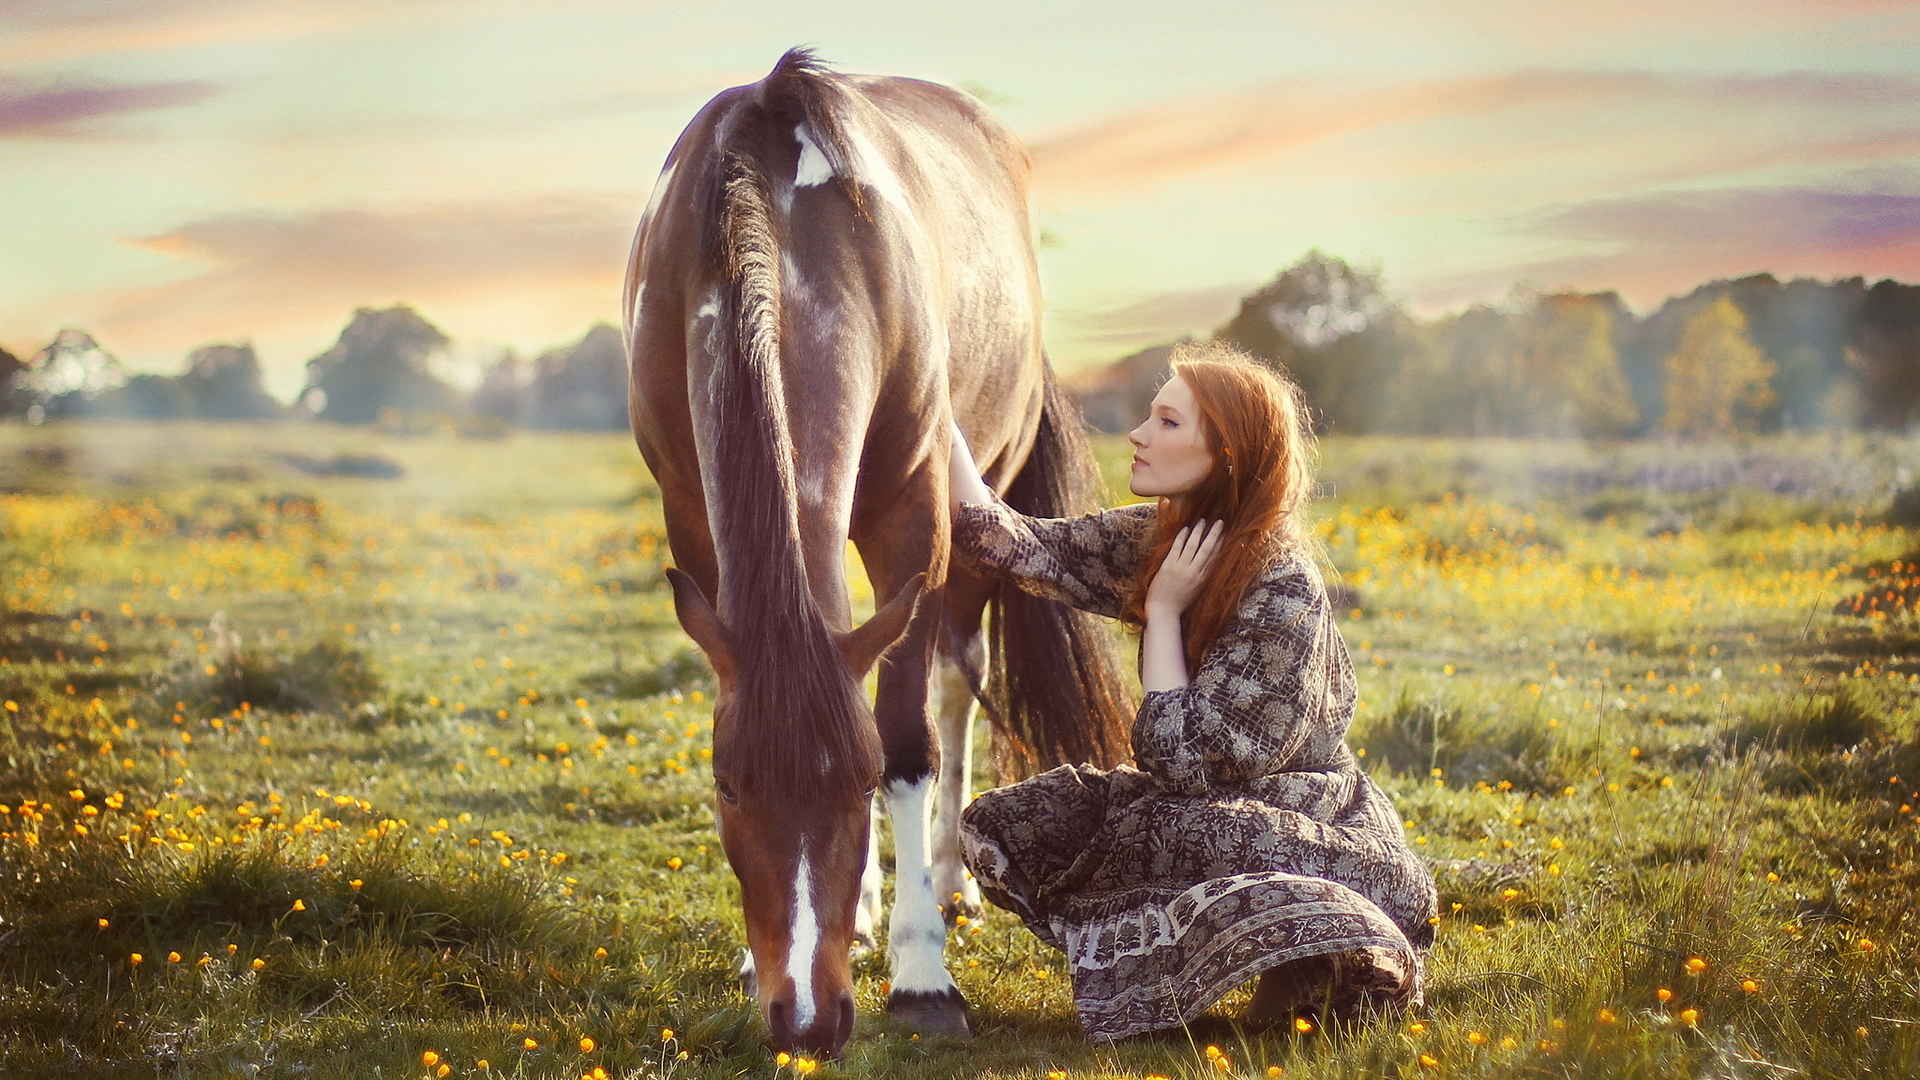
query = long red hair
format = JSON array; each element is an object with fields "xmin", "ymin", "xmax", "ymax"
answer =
[{"xmin": 1122, "ymin": 342, "xmax": 1318, "ymax": 669}]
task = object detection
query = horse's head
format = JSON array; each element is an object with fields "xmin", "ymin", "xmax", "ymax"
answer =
[{"xmin": 665, "ymin": 568, "xmax": 926, "ymax": 1057}]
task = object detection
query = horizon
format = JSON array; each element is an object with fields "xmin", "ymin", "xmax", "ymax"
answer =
[{"xmin": 5, "ymin": 1, "xmax": 1919, "ymax": 399}]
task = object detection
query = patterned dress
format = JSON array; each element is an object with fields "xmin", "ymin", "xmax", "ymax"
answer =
[{"xmin": 952, "ymin": 497, "xmax": 1437, "ymax": 1041}]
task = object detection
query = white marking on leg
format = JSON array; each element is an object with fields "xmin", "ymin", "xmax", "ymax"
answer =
[
  {"xmin": 885, "ymin": 777, "xmax": 958, "ymax": 996},
  {"xmin": 788, "ymin": 840, "xmax": 820, "ymax": 1031},
  {"xmin": 794, "ymin": 124, "xmax": 833, "ymax": 187},
  {"xmin": 932, "ymin": 654, "xmax": 982, "ymax": 912},
  {"xmin": 855, "ymin": 799, "xmax": 882, "ymax": 948}
]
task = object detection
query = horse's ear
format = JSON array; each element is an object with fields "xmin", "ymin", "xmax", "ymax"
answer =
[
  {"xmin": 666, "ymin": 568, "xmax": 737, "ymax": 683},
  {"xmin": 838, "ymin": 572, "xmax": 927, "ymax": 676}
]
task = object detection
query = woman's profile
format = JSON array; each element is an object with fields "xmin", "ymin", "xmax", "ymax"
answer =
[{"xmin": 947, "ymin": 340, "xmax": 1437, "ymax": 1041}]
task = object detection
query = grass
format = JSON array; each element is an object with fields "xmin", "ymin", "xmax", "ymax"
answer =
[{"xmin": 1, "ymin": 420, "xmax": 1916, "ymax": 1078}]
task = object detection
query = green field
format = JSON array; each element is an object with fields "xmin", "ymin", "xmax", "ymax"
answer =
[{"xmin": 2, "ymin": 421, "xmax": 1916, "ymax": 1079}]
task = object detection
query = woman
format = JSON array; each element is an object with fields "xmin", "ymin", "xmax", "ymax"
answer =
[{"xmin": 948, "ymin": 342, "xmax": 1436, "ymax": 1042}]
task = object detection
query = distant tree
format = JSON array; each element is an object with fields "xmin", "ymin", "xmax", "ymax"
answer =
[
  {"xmin": 1661, "ymin": 296, "xmax": 1775, "ymax": 438},
  {"xmin": 27, "ymin": 329, "xmax": 128, "ymax": 418},
  {"xmin": 1216, "ymin": 250, "xmax": 1404, "ymax": 433},
  {"xmin": 95, "ymin": 373, "xmax": 194, "ymax": 419},
  {"xmin": 181, "ymin": 343, "xmax": 282, "ymax": 419},
  {"xmin": 300, "ymin": 307, "xmax": 456, "ymax": 425},
  {"xmin": 526, "ymin": 324, "xmax": 628, "ymax": 430},
  {"xmin": 0, "ymin": 346, "xmax": 27, "ymax": 419},
  {"xmin": 470, "ymin": 349, "xmax": 528, "ymax": 425},
  {"xmin": 1520, "ymin": 295, "xmax": 1639, "ymax": 437},
  {"xmin": 1848, "ymin": 280, "xmax": 1920, "ymax": 431}
]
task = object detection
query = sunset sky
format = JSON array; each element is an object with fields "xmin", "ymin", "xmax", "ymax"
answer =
[{"xmin": 4, "ymin": 0, "xmax": 1918, "ymax": 399}]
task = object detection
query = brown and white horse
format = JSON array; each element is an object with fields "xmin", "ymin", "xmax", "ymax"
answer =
[{"xmin": 623, "ymin": 49, "xmax": 1130, "ymax": 1056}]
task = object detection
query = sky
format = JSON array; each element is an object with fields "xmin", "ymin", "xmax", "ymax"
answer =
[{"xmin": 4, "ymin": 0, "xmax": 1919, "ymax": 400}]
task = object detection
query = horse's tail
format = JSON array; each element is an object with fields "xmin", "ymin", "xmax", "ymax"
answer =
[{"xmin": 984, "ymin": 363, "xmax": 1136, "ymax": 779}]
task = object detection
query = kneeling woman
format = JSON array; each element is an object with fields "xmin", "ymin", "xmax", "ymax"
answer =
[{"xmin": 948, "ymin": 342, "xmax": 1436, "ymax": 1042}]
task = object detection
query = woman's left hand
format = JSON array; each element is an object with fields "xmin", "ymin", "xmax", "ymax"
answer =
[{"xmin": 1145, "ymin": 519, "xmax": 1225, "ymax": 618}]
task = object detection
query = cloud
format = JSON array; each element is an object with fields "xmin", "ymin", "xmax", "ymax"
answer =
[
  {"xmin": 18, "ymin": 194, "xmax": 642, "ymax": 379},
  {"xmin": 1027, "ymin": 69, "xmax": 1920, "ymax": 198},
  {"xmin": 0, "ymin": 76, "xmax": 221, "ymax": 136},
  {"xmin": 1055, "ymin": 282, "xmax": 1251, "ymax": 345},
  {"xmin": 1405, "ymin": 183, "xmax": 1920, "ymax": 314}
]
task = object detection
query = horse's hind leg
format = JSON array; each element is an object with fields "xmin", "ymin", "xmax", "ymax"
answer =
[{"xmin": 853, "ymin": 799, "xmax": 882, "ymax": 954}]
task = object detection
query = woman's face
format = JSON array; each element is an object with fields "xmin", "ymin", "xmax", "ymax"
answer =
[{"xmin": 1128, "ymin": 375, "xmax": 1216, "ymax": 497}]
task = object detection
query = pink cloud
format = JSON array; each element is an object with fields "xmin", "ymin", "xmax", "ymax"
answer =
[{"xmin": 0, "ymin": 76, "xmax": 221, "ymax": 136}]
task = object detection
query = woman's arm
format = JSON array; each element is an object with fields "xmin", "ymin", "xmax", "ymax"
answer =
[{"xmin": 946, "ymin": 418, "xmax": 1156, "ymax": 618}]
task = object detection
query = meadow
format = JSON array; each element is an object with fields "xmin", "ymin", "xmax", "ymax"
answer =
[{"xmin": 1, "ymin": 420, "xmax": 1915, "ymax": 1080}]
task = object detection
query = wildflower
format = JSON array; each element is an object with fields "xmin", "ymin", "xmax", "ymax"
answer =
[
  {"xmin": 579, "ymin": 1037, "xmax": 595, "ymax": 1053},
  {"xmin": 1684, "ymin": 957, "xmax": 1707, "ymax": 975},
  {"xmin": 776, "ymin": 1052, "xmax": 791, "ymax": 1067},
  {"xmin": 97, "ymin": 917, "xmax": 109, "ymax": 930},
  {"xmin": 660, "ymin": 1028, "xmax": 674, "ymax": 1042},
  {"xmin": 794, "ymin": 1058, "xmax": 818, "ymax": 1075},
  {"xmin": 195, "ymin": 953, "xmax": 212, "ymax": 966},
  {"xmin": 349, "ymin": 879, "xmax": 364, "ymax": 890},
  {"xmin": 290, "ymin": 899, "xmax": 307, "ymax": 912},
  {"xmin": 475, "ymin": 1061, "xmax": 489, "ymax": 1071},
  {"xmin": 1499, "ymin": 888, "xmax": 1520, "ymax": 901},
  {"xmin": 167, "ymin": 951, "xmax": 182, "ymax": 963},
  {"xmin": 1740, "ymin": 979, "xmax": 1759, "ymax": 993},
  {"xmin": 436, "ymin": 1066, "xmax": 450, "ymax": 1079},
  {"xmin": 226, "ymin": 943, "xmax": 237, "ymax": 955},
  {"xmin": 593, "ymin": 946, "xmax": 608, "ymax": 959},
  {"xmin": 1408, "ymin": 1021, "xmax": 1427, "ymax": 1034},
  {"xmin": 1267, "ymin": 1068, "xmax": 1284, "ymax": 1078},
  {"xmin": 1857, "ymin": 1026, "xmax": 1869, "ymax": 1038},
  {"xmin": 421, "ymin": 1051, "xmax": 441, "ymax": 1068},
  {"xmin": 1857, "ymin": 937, "xmax": 1876, "ymax": 952},
  {"xmin": 1293, "ymin": 1017, "xmax": 1314, "ymax": 1034},
  {"xmin": 1656, "ymin": 987, "xmax": 1672, "ymax": 1002},
  {"xmin": 1047, "ymin": 1071, "xmax": 1068, "ymax": 1080},
  {"xmin": 523, "ymin": 1038, "xmax": 538, "ymax": 1051},
  {"xmin": 1467, "ymin": 1030, "xmax": 1486, "ymax": 1044},
  {"xmin": 1499, "ymin": 1036, "xmax": 1518, "ymax": 1050},
  {"xmin": 1678, "ymin": 1008, "xmax": 1699, "ymax": 1027},
  {"xmin": 1204, "ymin": 1046, "xmax": 1221, "ymax": 1059},
  {"xmin": 251, "ymin": 958, "xmax": 266, "ymax": 970},
  {"xmin": 666, "ymin": 857, "xmax": 683, "ymax": 870},
  {"xmin": 1598, "ymin": 1008, "xmax": 1618, "ymax": 1024},
  {"xmin": 129, "ymin": 953, "xmax": 143, "ymax": 965},
  {"xmin": 1419, "ymin": 1054, "xmax": 1439, "ymax": 1068}
]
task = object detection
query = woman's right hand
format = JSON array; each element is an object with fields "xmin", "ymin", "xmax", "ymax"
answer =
[{"xmin": 948, "ymin": 417, "xmax": 994, "ymax": 511}]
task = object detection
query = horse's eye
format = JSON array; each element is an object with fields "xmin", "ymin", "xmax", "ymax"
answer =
[{"xmin": 715, "ymin": 778, "xmax": 739, "ymax": 805}]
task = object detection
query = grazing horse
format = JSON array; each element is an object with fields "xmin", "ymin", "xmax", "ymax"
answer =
[{"xmin": 623, "ymin": 49, "xmax": 1131, "ymax": 1057}]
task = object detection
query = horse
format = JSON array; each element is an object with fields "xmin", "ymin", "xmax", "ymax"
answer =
[{"xmin": 623, "ymin": 49, "xmax": 1132, "ymax": 1057}]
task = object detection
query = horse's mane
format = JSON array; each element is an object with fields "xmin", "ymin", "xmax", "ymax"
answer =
[{"xmin": 699, "ymin": 49, "xmax": 884, "ymax": 803}]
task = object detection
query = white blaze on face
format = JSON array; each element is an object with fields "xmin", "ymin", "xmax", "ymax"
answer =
[{"xmin": 787, "ymin": 840, "xmax": 821, "ymax": 1031}]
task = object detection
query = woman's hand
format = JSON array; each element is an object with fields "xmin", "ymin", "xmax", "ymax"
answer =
[
  {"xmin": 948, "ymin": 417, "xmax": 994, "ymax": 511},
  {"xmin": 1145, "ymin": 519, "xmax": 1225, "ymax": 618}
]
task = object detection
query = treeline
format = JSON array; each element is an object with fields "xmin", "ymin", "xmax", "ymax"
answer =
[
  {"xmin": 1077, "ymin": 251, "xmax": 1920, "ymax": 438},
  {"xmin": 0, "ymin": 307, "xmax": 630, "ymax": 432},
  {"xmin": 8, "ymin": 257, "xmax": 1918, "ymax": 437}
]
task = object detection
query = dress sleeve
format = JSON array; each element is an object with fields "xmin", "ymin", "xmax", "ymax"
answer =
[
  {"xmin": 951, "ymin": 496, "xmax": 1157, "ymax": 619},
  {"xmin": 1131, "ymin": 556, "xmax": 1343, "ymax": 795}
]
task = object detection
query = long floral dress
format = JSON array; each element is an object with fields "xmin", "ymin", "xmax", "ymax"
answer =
[{"xmin": 952, "ymin": 497, "xmax": 1437, "ymax": 1042}]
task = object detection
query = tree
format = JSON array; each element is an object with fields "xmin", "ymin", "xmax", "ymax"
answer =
[
  {"xmin": 1216, "ymin": 250, "xmax": 1404, "ymax": 433},
  {"xmin": 526, "ymin": 324, "xmax": 628, "ymax": 430},
  {"xmin": 1520, "ymin": 295, "xmax": 1639, "ymax": 437},
  {"xmin": 300, "ymin": 307, "xmax": 456, "ymax": 424},
  {"xmin": 1661, "ymin": 296, "xmax": 1775, "ymax": 438},
  {"xmin": 25, "ymin": 329, "xmax": 127, "ymax": 418},
  {"xmin": 1848, "ymin": 280, "xmax": 1920, "ymax": 431},
  {"xmin": 95, "ymin": 374, "xmax": 194, "ymax": 419},
  {"xmin": 0, "ymin": 346, "xmax": 27, "ymax": 419},
  {"xmin": 181, "ymin": 343, "xmax": 281, "ymax": 419}
]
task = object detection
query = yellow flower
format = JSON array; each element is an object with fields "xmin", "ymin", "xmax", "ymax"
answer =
[
  {"xmin": 1857, "ymin": 1026, "xmax": 1869, "ymax": 1038},
  {"xmin": 290, "ymin": 899, "xmax": 307, "ymax": 912},
  {"xmin": 794, "ymin": 1058, "xmax": 817, "ymax": 1076},
  {"xmin": 97, "ymin": 917, "xmax": 109, "ymax": 930},
  {"xmin": 1204, "ymin": 1046, "xmax": 1221, "ymax": 1059},
  {"xmin": 578, "ymin": 1036, "xmax": 595, "ymax": 1053},
  {"xmin": 666, "ymin": 857, "xmax": 683, "ymax": 871},
  {"xmin": 1408, "ymin": 1021, "xmax": 1426, "ymax": 1034},
  {"xmin": 776, "ymin": 1052, "xmax": 791, "ymax": 1067},
  {"xmin": 129, "ymin": 952, "xmax": 143, "ymax": 965},
  {"xmin": 1684, "ymin": 956, "xmax": 1706, "ymax": 975},
  {"xmin": 1678, "ymin": 1008, "xmax": 1699, "ymax": 1027},
  {"xmin": 225, "ymin": 943, "xmax": 237, "ymax": 955},
  {"xmin": 523, "ymin": 1038, "xmax": 538, "ymax": 1051},
  {"xmin": 436, "ymin": 1066, "xmax": 450, "ymax": 1079},
  {"xmin": 251, "ymin": 958, "xmax": 266, "ymax": 971},
  {"xmin": 1740, "ymin": 979, "xmax": 1760, "ymax": 994},
  {"xmin": 475, "ymin": 1061, "xmax": 489, "ymax": 1072},
  {"xmin": 1597, "ymin": 1008, "xmax": 1618, "ymax": 1024},
  {"xmin": 1267, "ymin": 1068, "xmax": 1285, "ymax": 1078},
  {"xmin": 1656, "ymin": 987, "xmax": 1672, "ymax": 1002},
  {"xmin": 1499, "ymin": 1036, "xmax": 1518, "ymax": 1050},
  {"xmin": 420, "ymin": 1051, "xmax": 440, "ymax": 1068},
  {"xmin": 660, "ymin": 1028, "xmax": 674, "ymax": 1042},
  {"xmin": 1293, "ymin": 1017, "xmax": 1314, "ymax": 1034},
  {"xmin": 1467, "ymin": 1030, "xmax": 1486, "ymax": 1044},
  {"xmin": 349, "ymin": 879, "xmax": 364, "ymax": 890},
  {"xmin": 167, "ymin": 951, "xmax": 182, "ymax": 963},
  {"xmin": 1857, "ymin": 937, "xmax": 1876, "ymax": 952},
  {"xmin": 1419, "ymin": 1054, "xmax": 1439, "ymax": 1068},
  {"xmin": 593, "ymin": 946, "xmax": 608, "ymax": 959}
]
